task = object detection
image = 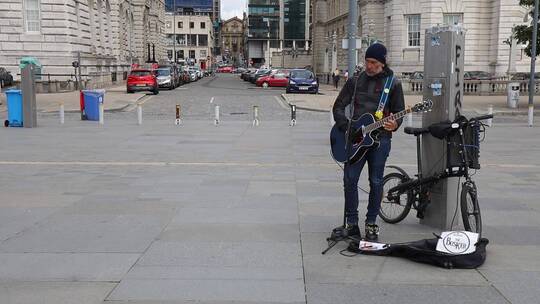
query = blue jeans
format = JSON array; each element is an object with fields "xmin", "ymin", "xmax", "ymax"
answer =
[{"xmin": 344, "ymin": 137, "xmax": 391, "ymax": 225}]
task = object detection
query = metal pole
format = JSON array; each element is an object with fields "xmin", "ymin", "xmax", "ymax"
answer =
[
  {"xmin": 347, "ymin": 0, "xmax": 358, "ymax": 74},
  {"xmin": 528, "ymin": 0, "xmax": 539, "ymax": 127},
  {"xmin": 60, "ymin": 102, "xmax": 65, "ymax": 125},
  {"xmin": 267, "ymin": 20, "xmax": 271, "ymax": 68},
  {"xmin": 173, "ymin": 1, "xmax": 176, "ymax": 63},
  {"xmin": 175, "ymin": 104, "xmax": 182, "ymax": 125},
  {"xmin": 77, "ymin": 51, "xmax": 81, "ymax": 90},
  {"xmin": 129, "ymin": 0, "xmax": 133, "ymax": 66}
]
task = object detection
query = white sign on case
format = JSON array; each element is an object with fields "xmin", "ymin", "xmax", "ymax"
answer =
[{"xmin": 436, "ymin": 231, "xmax": 479, "ymax": 255}]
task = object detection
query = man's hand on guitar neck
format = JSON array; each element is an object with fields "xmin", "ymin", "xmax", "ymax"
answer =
[{"xmin": 383, "ymin": 114, "xmax": 398, "ymax": 132}]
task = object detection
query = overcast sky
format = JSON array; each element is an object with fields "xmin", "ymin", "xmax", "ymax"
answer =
[{"xmin": 221, "ymin": 0, "xmax": 246, "ymax": 20}]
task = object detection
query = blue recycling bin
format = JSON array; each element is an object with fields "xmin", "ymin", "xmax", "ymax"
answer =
[
  {"xmin": 4, "ymin": 89, "xmax": 23, "ymax": 127},
  {"xmin": 82, "ymin": 90, "xmax": 104, "ymax": 121}
]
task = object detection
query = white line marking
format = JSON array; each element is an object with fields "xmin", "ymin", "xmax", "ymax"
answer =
[{"xmin": 210, "ymin": 97, "xmax": 214, "ymax": 104}]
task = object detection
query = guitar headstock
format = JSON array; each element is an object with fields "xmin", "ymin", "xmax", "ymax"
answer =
[{"xmin": 411, "ymin": 100, "xmax": 433, "ymax": 113}]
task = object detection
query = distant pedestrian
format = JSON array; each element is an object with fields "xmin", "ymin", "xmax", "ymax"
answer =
[
  {"xmin": 332, "ymin": 68, "xmax": 340, "ymax": 89},
  {"xmin": 344, "ymin": 70, "xmax": 349, "ymax": 82}
]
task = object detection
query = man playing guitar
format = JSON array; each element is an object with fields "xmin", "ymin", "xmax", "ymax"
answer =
[{"xmin": 332, "ymin": 43, "xmax": 405, "ymax": 241}]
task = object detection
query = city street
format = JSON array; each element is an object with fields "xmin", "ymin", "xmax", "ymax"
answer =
[{"xmin": 1, "ymin": 74, "xmax": 540, "ymax": 304}]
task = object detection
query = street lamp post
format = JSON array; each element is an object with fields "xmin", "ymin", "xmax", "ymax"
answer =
[
  {"xmin": 528, "ymin": 0, "xmax": 539, "ymax": 127},
  {"xmin": 267, "ymin": 20, "xmax": 271, "ymax": 68},
  {"xmin": 173, "ymin": 0, "xmax": 176, "ymax": 63}
]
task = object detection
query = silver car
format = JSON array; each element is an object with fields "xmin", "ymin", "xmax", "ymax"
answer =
[{"xmin": 155, "ymin": 68, "xmax": 175, "ymax": 90}]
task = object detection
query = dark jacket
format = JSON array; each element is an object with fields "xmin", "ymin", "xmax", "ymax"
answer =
[{"xmin": 332, "ymin": 66, "xmax": 405, "ymax": 137}]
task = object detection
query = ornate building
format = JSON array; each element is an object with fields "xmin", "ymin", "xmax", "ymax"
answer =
[
  {"xmin": 0, "ymin": 0, "xmax": 165, "ymax": 87},
  {"xmin": 312, "ymin": 0, "xmax": 531, "ymax": 76},
  {"xmin": 221, "ymin": 17, "xmax": 244, "ymax": 66}
]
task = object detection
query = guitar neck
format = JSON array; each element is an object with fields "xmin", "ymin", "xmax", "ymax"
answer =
[{"xmin": 365, "ymin": 108, "xmax": 413, "ymax": 134}]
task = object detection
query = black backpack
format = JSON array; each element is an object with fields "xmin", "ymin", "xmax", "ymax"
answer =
[{"xmin": 348, "ymin": 237, "xmax": 489, "ymax": 269}]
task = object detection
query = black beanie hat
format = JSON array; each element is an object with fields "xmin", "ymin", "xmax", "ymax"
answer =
[{"xmin": 365, "ymin": 43, "xmax": 387, "ymax": 65}]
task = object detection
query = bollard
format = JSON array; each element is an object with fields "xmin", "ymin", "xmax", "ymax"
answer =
[
  {"xmin": 60, "ymin": 102, "xmax": 64, "ymax": 125},
  {"xmin": 329, "ymin": 109, "xmax": 335, "ymax": 126},
  {"xmin": 98, "ymin": 102, "xmax": 104, "ymax": 125},
  {"xmin": 290, "ymin": 104, "xmax": 296, "ymax": 126},
  {"xmin": 214, "ymin": 105, "xmax": 220, "ymax": 125},
  {"xmin": 529, "ymin": 105, "xmax": 534, "ymax": 127},
  {"xmin": 487, "ymin": 105, "xmax": 493, "ymax": 127},
  {"xmin": 407, "ymin": 112, "xmax": 413, "ymax": 127},
  {"xmin": 137, "ymin": 103, "xmax": 142, "ymax": 125},
  {"xmin": 252, "ymin": 105, "xmax": 260, "ymax": 126},
  {"xmin": 175, "ymin": 104, "xmax": 182, "ymax": 125}
]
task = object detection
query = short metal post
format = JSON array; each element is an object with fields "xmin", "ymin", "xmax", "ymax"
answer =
[
  {"xmin": 290, "ymin": 104, "xmax": 296, "ymax": 126},
  {"xmin": 329, "ymin": 109, "xmax": 335, "ymax": 126},
  {"xmin": 98, "ymin": 101, "xmax": 104, "ymax": 125},
  {"xmin": 487, "ymin": 105, "xmax": 493, "ymax": 127},
  {"xmin": 59, "ymin": 102, "xmax": 64, "ymax": 125},
  {"xmin": 214, "ymin": 105, "xmax": 220, "ymax": 125},
  {"xmin": 137, "ymin": 103, "xmax": 142, "ymax": 125},
  {"xmin": 175, "ymin": 104, "xmax": 182, "ymax": 125},
  {"xmin": 252, "ymin": 105, "xmax": 260, "ymax": 126}
]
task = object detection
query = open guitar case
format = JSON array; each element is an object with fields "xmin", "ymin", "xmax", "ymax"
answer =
[{"xmin": 347, "ymin": 237, "xmax": 489, "ymax": 269}]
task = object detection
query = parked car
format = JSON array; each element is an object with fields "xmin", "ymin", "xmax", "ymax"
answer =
[
  {"xmin": 241, "ymin": 69, "xmax": 256, "ymax": 81},
  {"xmin": 256, "ymin": 70, "xmax": 290, "ymax": 88},
  {"xmin": 286, "ymin": 69, "xmax": 319, "ymax": 94},
  {"xmin": 217, "ymin": 65, "xmax": 233, "ymax": 73},
  {"xmin": 464, "ymin": 71, "xmax": 494, "ymax": 80},
  {"xmin": 409, "ymin": 71, "xmax": 423, "ymax": 80},
  {"xmin": 126, "ymin": 69, "xmax": 159, "ymax": 94},
  {"xmin": 234, "ymin": 67, "xmax": 247, "ymax": 74},
  {"xmin": 250, "ymin": 69, "xmax": 271, "ymax": 83},
  {"xmin": 155, "ymin": 68, "xmax": 175, "ymax": 90},
  {"xmin": 510, "ymin": 72, "xmax": 540, "ymax": 80},
  {"xmin": 0, "ymin": 67, "xmax": 14, "ymax": 88}
]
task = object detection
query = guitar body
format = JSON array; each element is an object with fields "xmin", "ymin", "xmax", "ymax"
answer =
[{"xmin": 330, "ymin": 113, "xmax": 380, "ymax": 164}]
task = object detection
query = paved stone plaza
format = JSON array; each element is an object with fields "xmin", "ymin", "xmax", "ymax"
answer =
[{"xmin": 0, "ymin": 74, "xmax": 539, "ymax": 303}]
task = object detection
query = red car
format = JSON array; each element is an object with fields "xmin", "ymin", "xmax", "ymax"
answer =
[
  {"xmin": 256, "ymin": 73, "xmax": 289, "ymax": 88},
  {"xmin": 127, "ymin": 69, "xmax": 159, "ymax": 94},
  {"xmin": 217, "ymin": 66, "xmax": 233, "ymax": 73}
]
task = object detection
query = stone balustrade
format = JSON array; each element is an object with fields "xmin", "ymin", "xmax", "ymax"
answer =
[{"xmin": 402, "ymin": 79, "xmax": 540, "ymax": 95}]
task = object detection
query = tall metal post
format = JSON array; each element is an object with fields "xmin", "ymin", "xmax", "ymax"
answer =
[
  {"xmin": 77, "ymin": 51, "xmax": 81, "ymax": 89},
  {"xmin": 421, "ymin": 26, "xmax": 466, "ymax": 229},
  {"xmin": 129, "ymin": 0, "xmax": 133, "ymax": 66},
  {"xmin": 528, "ymin": 0, "xmax": 539, "ymax": 127},
  {"xmin": 173, "ymin": 0, "xmax": 176, "ymax": 63},
  {"xmin": 347, "ymin": 0, "xmax": 358, "ymax": 74}
]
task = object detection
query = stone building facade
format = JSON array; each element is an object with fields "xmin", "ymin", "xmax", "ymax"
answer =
[
  {"xmin": 312, "ymin": 0, "xmax": 533, "ymax": 77},
  {"xmin": 164, "ymin": 14, "xmax": 214, "ymax": 69},
  {"xmin": 221, "ymin": 17, "xmax": 244, "ymax": 66},
  {"xmin": 0, "ymin": 0, "xmax": 165, "ymax": 88}
]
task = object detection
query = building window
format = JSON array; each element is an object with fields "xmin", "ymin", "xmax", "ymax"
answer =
[
  {"xmin": 190, "ymin": 22, "xmax": 194, "ymax": 29},
  {"xmin": 200, "ymin": 50, "xmax": 206, "ymax": 58},
  {"xmin": 443, "ymin": 13, "xmax": 463, "ymax": 26},
  {"xmin": 187, "ymin": 34, "xmax": 197, "ymax": 46},
  {"xmin": 189, "ymin": 50, "xmax": 196, "ymax": 58},
  {"xmin": 406, "ymin": 14, "xmax": 421, "ymax": 47},
  {"xmin": 167, "ymin": 50, "xmax": 173, "ymax": 59},
  {"xmin": 24, "ymin": 0, "xmax": 40, "ymax": 32},
  {"xmin": 198, "ymin": 34, "xmax": 208, "ymax": 46},
  {"xmin": 177, "ymin": 50, "xmax": 184, "ymax": 59},
  {"xmin": 178, "ymin": 21, "xmax": 183, "ymax": 28},
  {"xmin": 200, "ymin": 22, "xmax": 205, "ymax": 29}
]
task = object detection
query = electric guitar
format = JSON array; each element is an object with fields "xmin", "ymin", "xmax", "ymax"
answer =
[{"xmin": 330, "ymin": 100, "xmax": 433, "ymax": 164}]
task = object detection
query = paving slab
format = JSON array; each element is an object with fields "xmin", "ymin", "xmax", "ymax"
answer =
[
  {"xmin": 0, "ymin": 282, "xmax": 116, "ymax": 304},
  {"xmin": 108, "ymin": 279, "xmax": 306, "ymax": 303},
  {"xmin": 0, "ymin": 253, "xmax": 138, "ymax": 281}
]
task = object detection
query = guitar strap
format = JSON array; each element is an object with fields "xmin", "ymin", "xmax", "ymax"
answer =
[{"xmin": 374, "ymin": 76, "xmax": 395, "ymax": 120}]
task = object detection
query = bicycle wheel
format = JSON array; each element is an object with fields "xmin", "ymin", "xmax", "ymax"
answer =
[
  {"xmin": 461, "ymin": 181, "xmax": 482, "ymax": 235},
  {"xmin": 379, "ymin": 172, "xmax": 412, "ymax": 224}
]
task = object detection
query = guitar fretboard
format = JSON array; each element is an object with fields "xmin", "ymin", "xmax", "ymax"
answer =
[{"xmin": 364, "ymin": 107, "xmax": 414, "ymax": 134}]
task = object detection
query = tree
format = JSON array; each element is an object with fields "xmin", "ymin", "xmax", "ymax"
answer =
[{"xmin": 514, "ymin": 0, "xmax": 540, "ymax": 57}]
